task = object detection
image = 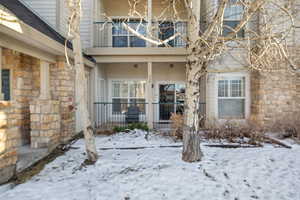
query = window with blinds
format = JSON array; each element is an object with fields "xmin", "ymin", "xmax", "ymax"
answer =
[
  {"xmin": 218, "ymin": 77, "xmax": 246, "ymax": 119},
  {"xmin": 1, "ymin": 69, "xmax": 10, "ymax": 101},
  {"xmin": 222, "ymin": 0, "xmax": 245, "ymax": 38}
]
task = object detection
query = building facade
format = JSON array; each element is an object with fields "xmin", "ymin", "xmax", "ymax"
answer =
[
  {"xmin": 0, "ymin": 0, "xmax": 299, "ymax": 184},
  {"xmin": 17, "ymin": 0, "xmax": 299, "ymax": 129}
]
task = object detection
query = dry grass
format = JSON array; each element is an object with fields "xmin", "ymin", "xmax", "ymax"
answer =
[
  {"xmin": 268, "ymin": 112, "xmax": 300, "ymax": 142},
  {"xmin": 169, "ymin": 115, "xmax": 266, "ymax": 145},
  {"xmin": 96, "ymin": 129, "xmax": 116, "ymax": 136},
  {"xmin": 204, "ymin": 121, "xmax": 265, "ymax": 146},
  {"xmin": 170, "ymin": 113, "xmax": 184, "ymax": 140}
]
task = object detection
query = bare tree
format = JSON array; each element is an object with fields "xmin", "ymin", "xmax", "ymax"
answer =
[
  {"xmin": 66, "ymin": 0, "xmax": 98, "ymax": 163},
  {"xmin": 100, "ymin": 0, "xmax": 299, "ymax": 162}
]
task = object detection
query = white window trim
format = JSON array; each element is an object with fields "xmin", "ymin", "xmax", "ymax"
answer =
[
  {"xmin": 112, "ymin": 19, "xmax": 147, "ymax": 47},
  {"xmin": 110, "ymin": 79, "xmax": 147, "ymax": 99},
  {"xmin": 108, "ymin": 79, "xmax": 147, "ymax": 116},
  {"xmin": 214, "ymin": 72, "xmax": 250, "ymax": 123}
]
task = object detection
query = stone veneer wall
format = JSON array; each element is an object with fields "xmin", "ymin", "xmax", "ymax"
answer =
[
  {"xmin": 2, "ymin": 49, "xmax": 40, "ymax": 146},
  {"xmin": 0, "ymin": 101, "xmax": 18, "ymax": 183},
  {"xmin": 250, "ymin": 70, "xmax": 299, "ymax": 127},
  {"xmin": 30, "ymin": 100, "xmax": 61, "ymax": 149},
  {"xmin": 50, "ymin": 60, "xmax": 76, "ymax": 143},
  {"xmin": 0, "ymin": 49, "xmax": 77, "ymax": 184}
]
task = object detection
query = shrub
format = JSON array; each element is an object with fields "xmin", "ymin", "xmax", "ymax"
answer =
[
  {"xmin": 170, "ymin": 113, "xmax": 184, "ymax": 140},
  {"xmin": 204, "ymin": 121, "xmax": 265, "ymax": 145},
  {"xmin": 113, "ymin": 123, "xmax": 149, "ymax": 133},
  {"xmin": 269, "ymin": 112, "xmax": 300, "ymax": 142},
  {"xmin": 112, "ymin": 126, "xmax": 127, "ymax": 133}
]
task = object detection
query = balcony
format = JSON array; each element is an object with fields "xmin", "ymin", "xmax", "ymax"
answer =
[{"xmin": 93, "ymin": 21, "xmax": 187, "ymax": 48}]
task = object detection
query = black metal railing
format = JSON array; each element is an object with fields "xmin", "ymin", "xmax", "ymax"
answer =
[
  {"xmin": 94, "ymin": 102, "xmax": 206, "ymax": 130},
  {"xmin": 94, "ymin": 102, "xmax": 148, "ymax": 129},
  {"xmin": 152, "ymin": 102, "xmax": 206, "ymax": 129},
  {"xmin": 93, "ymin": 21, "xmax": 187, "ymax": 48}
]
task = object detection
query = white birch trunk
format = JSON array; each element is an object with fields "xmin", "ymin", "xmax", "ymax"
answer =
[
  {"xmin": 182, "ymin": 0, "xmax": 203, "ymax": 162},
  {"xmin": 182, "ymin": 60, "xmax": 203, "ymax": 162},
  {"xmin": 73, "ymin": 32, "xmax": 98, "ymax": 163}
]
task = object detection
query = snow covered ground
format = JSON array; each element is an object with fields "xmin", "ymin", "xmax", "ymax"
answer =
[{"xmin": 1, "ymin": 130, "xmax": 300, "ymax": 200}]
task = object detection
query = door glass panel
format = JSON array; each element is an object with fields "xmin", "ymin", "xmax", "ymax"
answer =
[
  {"xmin": 159, "ymin": 84, "xmax": 175, "ymax": 120},
  {"xmin": 159, "ymin": 22, "xmax": 175, "ymax": 47},
  {"xmin": 176, "ymin": 84, "xmax": 185, "ymax": 114}
]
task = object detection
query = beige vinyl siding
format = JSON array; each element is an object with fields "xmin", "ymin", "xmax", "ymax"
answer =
[
  {"xmin": 23, "ymin": 0, "xmax": 93, "ymax": 47},
  {"xmin": 22, "ymin": 0, "xmax": 57, "ymax": 29},
  {"xmin": 58, "ymin": 0, "xmax": 69, "ymax": 35},
  {"xmin": 80, "ymin": 0, "xmax": 93, "ymax": 48}
]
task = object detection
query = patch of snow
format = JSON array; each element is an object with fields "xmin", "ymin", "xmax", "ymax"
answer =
[{"xmin": 1, "ymin": 131, "xmax": 300, "ymax": 200}]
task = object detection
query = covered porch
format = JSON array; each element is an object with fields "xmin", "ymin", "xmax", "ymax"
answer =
[{"xmin": 93, "ymin": 62, "xmax": 206, "ymax": 130}]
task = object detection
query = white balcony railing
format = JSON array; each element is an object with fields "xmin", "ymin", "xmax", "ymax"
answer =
[{"xmin": 93, "ymin": 21, "xmax": 187, "ymax": 48}]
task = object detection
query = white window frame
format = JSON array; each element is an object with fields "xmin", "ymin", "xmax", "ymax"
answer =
[
  {"xmin": 109, "ymin": 79, "xmax": 147, "ymax": 119},
  {"xmin": 156, "ymin": 21, "xmax": 187, "ymax": 47},
  {"xmin": 111, "ymin": 18, "xmax": 147, "ymax": 47},
  {"xmin": 215, "ymin": 72, "xmax": 250, "ymax": 122},
  {"xmin": 111, "ymin": 80, "xmax": 147, "ymax": 101},
  {"xmin": 222, "ymin": 0, "xmax": 245, "ymax": 38}
]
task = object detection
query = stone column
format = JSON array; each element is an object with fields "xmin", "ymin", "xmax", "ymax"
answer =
[
  {"xmin": 39, "ymin": 60, "xmax": 51, "ymax": 100},
  {"xmin": 30, "ymin": 60, "xmax": 61, "ymax": 149},
  {"xmin": 0, "ymin": 102, "xmax": 18, "ymax": 184},
  {"xmin": 0, "ymin": 47, "xmax": 4, "ymax": 100},
  {"xmin": 147, "ymin": 62, "xmax": 153, "ymax": 129}
]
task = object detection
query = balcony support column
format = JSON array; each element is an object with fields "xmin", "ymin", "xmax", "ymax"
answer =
[
  {"xmin": 147, "ymin": 62, "xmax": 153, "ymax": 129},
  {"xmin": 39, "ymin": 60, "xmax": 51, "ymax": 100},
  {"xmin": 147, "ymin": 0, "xmax": 152, "ymax": 47}
]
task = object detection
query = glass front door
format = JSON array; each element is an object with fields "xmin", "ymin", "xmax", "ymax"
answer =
[{"xmin": 158, "ymin": 83, "xmax": 185, "ymax": 120}]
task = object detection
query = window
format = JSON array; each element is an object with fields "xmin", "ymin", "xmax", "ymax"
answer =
[
  {"xmin": 1, "ymin": 69, "xmax": 10, "ymax": 101},
  {"xmin": 158, "ymin": 22, "xmax": 187, "ymax": 47},
  {"xmin": 112, "ymin": 19, "xmax": 146, "ymax": 47},
  {"xmin": 218, "ymin": 77, "xmax": 245, "ymax": 119},
  {"xmin": 222, "ymin": 0, "xmax": 244, "ymax": 37},
  {"xmin": 159, "ymin": 22, "xmax": 175, "ymax": 47},
  {"xmin": 175, "ymin": 22, "xmax": 187, "ymax": 47},
  {"xmin": 111, "ymin": 80, "xmax": 146, "ymax": 114}
]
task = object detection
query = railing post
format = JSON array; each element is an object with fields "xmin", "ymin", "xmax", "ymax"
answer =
[{"xmin": 147, "ymin": 62, "xmax": 153, "ymax": 129}]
